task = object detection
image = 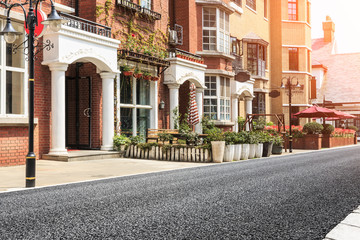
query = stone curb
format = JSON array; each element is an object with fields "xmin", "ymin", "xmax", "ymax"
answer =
[{"xmin": 324, "ymin": 206, "xmax": 360, "ymax": 240}]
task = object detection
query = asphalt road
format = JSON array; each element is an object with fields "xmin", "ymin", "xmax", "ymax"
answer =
[{"xmin": 1, "ymin": 146, "xmax": 360, "ymax": 239}]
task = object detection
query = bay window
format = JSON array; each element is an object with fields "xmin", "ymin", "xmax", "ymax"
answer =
[
  {"xmin": 204, "ymin": 76, "xmax": 231, "ymax": 121},
  {"xmin": 203, "ymin": 8, "xmax": 230, "ymax": 54},
  {"xmin": 247, "ymin": 43, "xmax": 266, "ymax": 77},
  {"xmin": 0, "ymin": 20, "xmax": 26, "ymax": 116}
]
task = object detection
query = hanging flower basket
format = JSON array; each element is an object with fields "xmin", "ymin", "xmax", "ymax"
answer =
[
  {"xmin": 133, "ymin": 73, "xmax": 143, "ymax": 79},
  {"xmin": 151, "ymin": 76, "xmax": 159, "ymax": 81},
  {"xmin": 123, "ymin": 71, "xmax": 134, "ymax": 76},
  {"xmin": 143, "ymin": 75, "xmax": 152, "ymax": 80}
]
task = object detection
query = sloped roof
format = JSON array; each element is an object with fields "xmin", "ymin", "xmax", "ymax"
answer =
[
  {"xmin": 312, "ymin": 37, "xmax": 360, "ymax": 103},
  {"xmin": 242, "ymin": 32, "xmax": 269, "ymax": 46}
]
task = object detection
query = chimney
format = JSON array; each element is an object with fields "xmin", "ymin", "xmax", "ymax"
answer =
[{"xmin": 322, "ymin": 16, "xmax": 335, "ymax": 43}]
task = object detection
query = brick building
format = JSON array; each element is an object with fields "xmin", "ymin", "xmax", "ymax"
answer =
[{"xmin": 0, "ymin": 0, "xmax": 169, "ymax": 166}]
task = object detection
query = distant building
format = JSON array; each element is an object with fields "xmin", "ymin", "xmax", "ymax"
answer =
[{"xmin": 312, "ymin": 16, "xmax": 360, "ymax": 132}]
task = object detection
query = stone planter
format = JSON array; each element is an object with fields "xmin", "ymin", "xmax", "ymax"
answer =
[
  {"xmin": 248, "ymin": 144, "xmax": 257, "ymax": 159},
  {"xmin": 255, "ymin": 144, "xmax": 263, "ymax": 158},
  {"xmin": 211, "ymin": 141, "xmax": 225, "ymax": 163},
  {"xmin": 224, "ymin": 145, "xmax": 235, "ymax": 162},
  {"xmin": 262, "ymin": 142, "xmax": 273, "ymax": 157},
  {"xmin": 233, "ymin": 144, "xmax": 242, "ymax": 161},
  {"xmin": 272, "ymin": 144, "xmax": 283, "ymax": 154},
  {"xmin": 118, "ymin": 145, "xmax": 127, "ymax": 158},
  {"xmin": 241, "ymin": 144, "xmax": 250, "ymax": 160}
]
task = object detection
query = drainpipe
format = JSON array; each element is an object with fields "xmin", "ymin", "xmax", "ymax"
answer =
[{"xmin": 75, "ymin": 0, "xmax": 79, "ymax": 16}]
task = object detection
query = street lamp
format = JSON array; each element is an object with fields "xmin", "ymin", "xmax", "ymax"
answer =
[
  {"xmin": 281, "ymin": 76, "xmax": 300, "ymax": 153},
  {"xmin": 0, "ymin": 0, "xmax": 67, "ymax": 187}
]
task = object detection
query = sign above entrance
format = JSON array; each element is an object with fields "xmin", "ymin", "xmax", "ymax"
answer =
[{"xmin": 24, "ymin": 9, "xmax": 47, "ymax": 38}]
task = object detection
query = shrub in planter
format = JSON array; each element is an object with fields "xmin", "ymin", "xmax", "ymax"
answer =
[
  {"xmin": 129, "ymin": 135, "xmax": 144, "ymax": 145},
  {"xmin": 272, "ymin": 134, "xmax": 284, "ymax": 154},
  {"xmin": 322, "ymin": 124, "xmax": 335, "ymax": 135},
  {"xmin": 347, "ymin": 126, "xmax": 359, "ymax": 132},
  {"xmin": 303, "ymin": 122, "xmax": 324, "ymax": 134},
  {"xmin": 113, "ymin": 134, "xmax": 131, "ymax": 155},
  {"xmin": 223, "ymin": 131, "xmax": 237, "ymax": 161},
  {"xmin": 206, "ymin": 127, "xmax": 225, "ymax": 163},
  {"xmin": 158, "ymin": 133, "xmax": 174, "ymax": 144}
]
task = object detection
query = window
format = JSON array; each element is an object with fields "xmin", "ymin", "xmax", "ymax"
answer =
[
  {"xmin": 247, "ymin": 43, "xmax": 266, "ymax": 77},
  {"xmin": 120, "ymin": 69, "xmax": 152, "ymax": 137},
  {"xmin": 288, "ymin": 0, "xmax": 297, "ymax": 21},
  {"xmin": 289, "ymin": 47, "xmax": 299, "ymax": 71},
  {"xmin": 246, "ymin": 0, "xmax": 256, "ymax": 11},
  {"xmin": 204, "ymin": 76, "xmax": 230, "ymax": 121},
  {"xmin": 0, "ymin": 20, "xmax": 26, "ymax": 116},
  {"xmin": 203, "ymin": 8, "xmax": 230, "ymax": 54},
  {"xmin": 264, "ymin": 0, "xmax": 267, "ymax": 18},
  {"xmin": 140, "ymin": 0, "xmax": 151, "ymax": 9},
  {"xmin": 252, "ymin": 92, "xmax": 265, "ymax": 114}
]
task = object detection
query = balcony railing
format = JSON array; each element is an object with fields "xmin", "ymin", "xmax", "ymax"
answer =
[
  {"xmin": 59, "ymin": 12, "xmax": 112, "ymax": 38},
  {"xmin": 118, "ymin": 49, "xmax": 170, "ymax": 67},
  {"xmin": 117, "ymin": 0, "xmax": 161, "ymax": 20},
  {"xmin": 169, "ymin": 48, "xmax": 204, "ymax": 64}
]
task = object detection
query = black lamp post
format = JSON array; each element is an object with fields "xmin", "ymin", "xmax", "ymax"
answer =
[
  {"xmin": 0, "ymin": 0, "xmax": 67, "ymax": 187},
  {"xmin": 281, "ymin": 76, "xmax": 300, "ymax": 153}
]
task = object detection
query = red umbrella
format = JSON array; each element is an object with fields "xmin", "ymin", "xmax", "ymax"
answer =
[
  {"xmin": 293, "ymin": 106, "xmax": 340, "ymax": 118},
  {"xmin": 187, "ymin": 83, "xmax": 200, "ymax": 126},
  {"xmin": 325, "ymin": 110, "xmax": 356, "ymax": 121}
]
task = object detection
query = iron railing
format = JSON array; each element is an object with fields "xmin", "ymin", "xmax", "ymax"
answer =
[
  {"xmin": 59, "ymin": 12, "xmax": 112, "ymax": 38},
  {"xmin": 169, "ymin": 48, "xmax": 204, "ymax": 63},
  {"xmin": 117, "ymin": 0, "xmax": 161, "ymax": 20}
]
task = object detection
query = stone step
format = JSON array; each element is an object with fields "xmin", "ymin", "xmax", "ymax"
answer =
[{"xmin": 42, "ymin": 150, "xmax": 121, "ymax": 162}]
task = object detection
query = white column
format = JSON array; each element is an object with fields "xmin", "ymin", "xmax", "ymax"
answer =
[
  {"xmin": 49, "ymin": 63, "xmax": 69, "ymax": 155},
  {"xmin": 245, "ymin": 96, "xmax": 253, "ymax": 131},
  {"xmin": 232, "ymin": 95, "xmax": 239, "ymax": 132},
  {"xmin": 168, "ymin": 83, "xmax": 180, "ymax": 129},
  {"xmin": 100, "ymin": 72, "xmax": 117, "ymax": 150},
  {"xmin": 195, "ymin": 88, "xmax": 204, "ymax": 133}
]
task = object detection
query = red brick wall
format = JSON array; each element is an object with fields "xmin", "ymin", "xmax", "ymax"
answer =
[{"xmin": 0, "ymin": 126, "xmax": 39, "ymax": 166}]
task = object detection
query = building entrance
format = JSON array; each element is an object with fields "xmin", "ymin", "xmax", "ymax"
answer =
[{"xmin": 66, "ymin": 75, "xmax": 92, "ymax": 149}]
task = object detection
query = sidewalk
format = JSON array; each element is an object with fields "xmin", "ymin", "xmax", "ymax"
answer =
[{"xmin": 0, "ymin": 148, "xmax": 310, "ymax": 192}]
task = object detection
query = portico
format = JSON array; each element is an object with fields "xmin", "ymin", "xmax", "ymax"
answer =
[{"xmin": 42, "ymin": 23, "xmax": 120, "ymax": 155}]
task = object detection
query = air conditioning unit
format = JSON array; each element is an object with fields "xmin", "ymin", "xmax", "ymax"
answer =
[{"xmin": 169, "ymin": 30, "xmax": 178, "ymax": 45}]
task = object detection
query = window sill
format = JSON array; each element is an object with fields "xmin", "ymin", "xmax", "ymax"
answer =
[
  {"xmin": 0, "ymin": 117, "xmax": 38, "ymax": 127},
  {"xmin": 246, "ymin": 5, "xmax": 257, "ymax": 14}
]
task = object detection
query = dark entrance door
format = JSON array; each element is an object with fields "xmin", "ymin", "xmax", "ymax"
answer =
[{"xmin": 66, "ymin": 76, "xmax": 92, "ymax": 149}]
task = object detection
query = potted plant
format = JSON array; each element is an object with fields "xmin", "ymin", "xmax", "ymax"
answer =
[
  {"xmin": 206, "ymin": 127, "xmax": 225, "ymax": 163},
  {"xmin": 238, "ymin": 131, "xmax": 250, "ymax": 160},
  {"xmin": 254, "ymin": 131, "xmax": 264, "ymax": 158},
  {"xmin": 223, "ymin": 131, "xmax": 236, "ymax": 162},
  {"xmin": 151, "ymin": 76, "xmax": 159, "ymax": 81},
  {"xmin": 233, "ymin": 133, "xmax": 243, "ymax": 161},
  {"xmin": 122, "ymin": 64, "xmax": 134, "ymax": 76},
  {"xmin": 133, "ymin": 68, "xmax": 143, "ymax": 79},
  {"xmin": 260, "ymin": 131, "xmax": 273, "ymax": 157},
  {"xmin": 271, "ymin": 134, "xmax": 284, "ymax": 154},
  {"xmin": 143, "ymin": 71, "xmax": 152, "ymax": 80},
  {"xmin": 113, "ymin": 134, "xmax": 131, "ymax": 157},
  {"xmin": 248, "ymin": 131, "xmax": 258, "ymax": 159}
]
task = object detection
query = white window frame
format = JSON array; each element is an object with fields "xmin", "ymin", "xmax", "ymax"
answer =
[
  {"xmin": 0, "ymin": 19, "xmax": 27, "ymax": 118},
  {"xmin": 119, "ymin": 74, "xmax": 155, "ymax": 137},
  {"xmin": 204, "ymin": 76, "xmax": 231, "ymax": 121},
  {"xmin": 202, "ymin": 8, "xmax": 230, "ymax": 54},
  {"xmin": 141, "ymin": 0, "xmax": 151, "ymax": 9}
]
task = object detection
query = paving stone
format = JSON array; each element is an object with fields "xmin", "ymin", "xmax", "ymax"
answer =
[
  {"xmin": 325, "ymin": 223, "xmax": 360, "ymax": 240},
  {"xmin": 342, "ymin": 213, "xmax": 360, "ymax": 228}
]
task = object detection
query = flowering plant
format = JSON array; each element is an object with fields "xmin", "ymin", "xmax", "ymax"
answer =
[{"xmin": 333, "ymin": 128, "xmax": 356, "ymax": 138}]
